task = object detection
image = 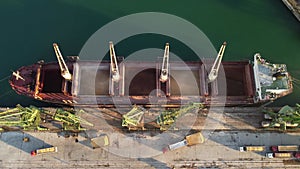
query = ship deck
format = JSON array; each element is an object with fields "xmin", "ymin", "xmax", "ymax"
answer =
[
  {"xmin": 10, "ymin": 60, "xmax": 256, "ymax": 106},
  {"xmin": 71, "ymin": 60, "xmax": 255, "ymax": 106}
]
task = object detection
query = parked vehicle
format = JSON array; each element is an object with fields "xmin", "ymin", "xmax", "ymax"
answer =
[
  {"xmin": 163, "ymin": 132, "xmax": 204, "ymax": 153},
  {"xmin": 271, "ymin": 145, "xmax": 299, "ymax": 152},
  {"xmin": 31, "ymin": 146, "xmax": 57, "ymax": 156},
  {"xmin": 239, "ymin": 146, "xmax": 265, "ymax": 152},
  {"xmin": 266, "ymin": 152, "xmax": 293, "ymax": 158}
]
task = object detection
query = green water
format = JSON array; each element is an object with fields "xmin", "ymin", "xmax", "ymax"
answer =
[{"xmin": 0, "ymin": 0, "xmax": 299, "ymax": 107}]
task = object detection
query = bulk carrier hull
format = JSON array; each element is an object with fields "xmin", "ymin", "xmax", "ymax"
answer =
[{"xmin": 9, "ymin": 54, "xmax": 293, "ymax": 108}]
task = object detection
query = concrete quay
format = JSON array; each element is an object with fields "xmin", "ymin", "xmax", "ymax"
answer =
[
  {"xmin": 1, "ymin": 131, "xmax": 300, "ymax": 168},
  {"xmin": 0, "ymin": 107, "xmax": 300, "ymax": 168}
]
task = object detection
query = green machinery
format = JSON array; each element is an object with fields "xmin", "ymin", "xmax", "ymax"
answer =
[
  {"xmin": 51, "ymin": 108, "xmax": 93, "ymax": 131},
  {"xmin": 0, "ymin": 104, "xmax": 46, "ymax": 130},
  {"xmin": 157, "ymin": 103, "xmax": 204, "ymax": 130},
  {"xmin": 0, "ymin": 105, "xmax": 93, "ymax": 131},
  {"xmin": 121, "ymin": 103, "xmax": 204, "ymax": 131},
  {"xmin": 263, "ymin": 104, "xmax": 300, "ymax": 130},
  {"xmin": 122, "ymin": 106, "xmax": 145, "ymax": 130}
]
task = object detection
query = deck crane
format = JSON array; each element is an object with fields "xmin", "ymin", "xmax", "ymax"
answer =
[
  {"xmin": 109, "ymin": 41, "xmax": 120, "ymax": 82},
  {"xmin": 160, "ymin": 43, "xmax": 170, "ymax": 83},
  {"xmin": 208, "ymin": 42, "xmax": 227, "ymax": 83},
  {"xmin": 53, "ymin": 43, "xmax": 72, "ymax": 81}
]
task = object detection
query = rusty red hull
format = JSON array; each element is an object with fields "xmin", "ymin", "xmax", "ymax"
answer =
[{"xmin": 9, "ymin": 58, "xmax": 292, "ymax": 107}]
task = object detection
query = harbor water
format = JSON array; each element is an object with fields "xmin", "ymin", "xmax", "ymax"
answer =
[{"xmin": 0, "ymin": 0, "xmax": 299, "ymax": 107}]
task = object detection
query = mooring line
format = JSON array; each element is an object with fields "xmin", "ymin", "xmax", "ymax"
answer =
[{"xmin": 0, "ymin": 75, "xmax": 9, "ymax": 83}]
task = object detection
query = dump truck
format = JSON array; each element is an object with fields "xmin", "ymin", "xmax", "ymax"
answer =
[
  {"xmin": 239, "ymin": 146, "xmax": 265, "ymax": 152},
  {"xmin": 163, "ymin": 132, "xmax": 204, "ymax": 153},
  {"xmin": 266, "ymin": 152, "xmax": 293, "ymax": 158},
  {"xmin": 271, "ymin": 145, "xmax": 299, "ymax": 152},
  {"xmin": 266, "ymin": 152, "xmax": 300, "ymax": 158},
  {"xmin": 31, "ymin": 146, "xmax": 57, "ymax": 156}
]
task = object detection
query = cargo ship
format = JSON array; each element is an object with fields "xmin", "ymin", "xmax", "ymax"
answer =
[{"xmin": 9, "ymin": 42, "xmax": 293, "ymax": 107}]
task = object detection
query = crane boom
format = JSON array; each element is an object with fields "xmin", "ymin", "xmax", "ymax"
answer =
[
  {"xmin": 160, "ymin": 43, "xmax": 170, "ymax": 83},
  {"xmin": 53, "ymin": 43, "xmax": 72, "ymax": 81},
  {"xmin": 109, "ymin": 41, "xmax": 120, "ymax": 82},
  {"xmin": 208, "ymin": 42, "xmax": 227, "ymax": 82}
]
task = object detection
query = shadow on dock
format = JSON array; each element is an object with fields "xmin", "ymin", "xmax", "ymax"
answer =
[{"xmin": 0, "ymin": 131, "xmax": 52, "ymax": 154}]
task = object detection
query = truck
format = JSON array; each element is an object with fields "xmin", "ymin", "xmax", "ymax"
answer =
[
  {"xmin": 239, "ymin": 146, "xmax": 265, "ymax": 152},
  {"xmin": 31, "ymin": 146, "xmax": 58, "ymax": 156},
  {"xmin": 163, "ymin": 132, "xmax": 204, "ymax": 153},
  {"xmin": 271, "ymin": 145, "xmax": 299, "ymax": 152},
  {"xmin": 266, "ymin": 152, "xmax": 294, "ymax": 158},
  {"xmin": 266, "ymin": 152, "xmax": 300, "ymax": 158}
]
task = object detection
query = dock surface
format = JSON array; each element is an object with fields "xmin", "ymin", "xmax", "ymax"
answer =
[{"xmin": 1, "ymin": 107, "xmax": 300, "ymax": 168}]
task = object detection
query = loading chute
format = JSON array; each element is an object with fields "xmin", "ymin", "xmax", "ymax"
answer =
[
  {"xmin": 208, "ymin": 42, "xmax": 227, "ymax": 83},
  {"xmin": 53, "ymin": 43, "xmax": 72, "ymax": 81}
]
